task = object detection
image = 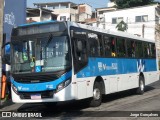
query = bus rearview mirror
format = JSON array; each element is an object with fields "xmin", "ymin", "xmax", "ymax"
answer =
[
  {"xmin": 2, "ymin": 54, "xmax": 10, "ymax": 65},
  {"xmin": 71, "ymin": 30, "xmax": 74, "ymax": 38},
  {"xmin": 77, "ymin": 41, "xmax": 83, "ymax": 52}
]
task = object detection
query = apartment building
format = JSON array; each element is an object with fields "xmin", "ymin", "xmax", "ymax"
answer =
[
  {"xmin": 33, "ymin": 2, "xmax": 92, "ymax": 23},
  {"xmin": 27, "ymin": 8, "xmax": 57, "ymax": 22}
]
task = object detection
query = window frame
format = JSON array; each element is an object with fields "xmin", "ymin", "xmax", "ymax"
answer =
[
  {"xmin": 135, "ymin": 15, "xmax": 148, "ymax": 22},
  {"xmin": 112, "ymin": 17, "xmax": 123, "ymax": 24}
]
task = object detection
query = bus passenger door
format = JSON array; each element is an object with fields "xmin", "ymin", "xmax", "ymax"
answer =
[{"xmin": 72, "ymin": 37, "xmax": 88, "ymax": 99}]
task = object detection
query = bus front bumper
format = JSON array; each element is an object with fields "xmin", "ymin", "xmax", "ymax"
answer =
[{"xmin": 11, "ymin": 84, "xmax": 76, "ymax": 103}]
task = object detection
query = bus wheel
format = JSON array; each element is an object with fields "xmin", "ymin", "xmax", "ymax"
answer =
[
  {"xmin": 90, "ymin": 82, "xmax": 102, "ymax": 107},
  {"xmin": 137, "ymin": 76, "xmax": 145, "ymax": 95}
]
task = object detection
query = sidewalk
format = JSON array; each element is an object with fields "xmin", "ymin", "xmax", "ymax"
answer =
[
  {"xmin": 0, "ymin": 100, "xmax": 23, "ymax": 111},
  {"xmin": 0, "ymin": 99, "xmax": 14, "ymax": 110}
]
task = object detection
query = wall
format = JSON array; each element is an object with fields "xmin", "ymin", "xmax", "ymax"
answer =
[
  {"xmin": 0, "ymin": 1, "xmax": 3, "ymax": 47},
  {"xmin": 3, "ymin": 0, "xmax": 26, "ymax": 42},
  {"xmin": 57, "ymin": 13, "xmax": 71, "ymax": 21},
  {"xmin": 103, "ymin": 5, "xmax": 156, "ymax": 41},
  {"xmin": 54, "ymin": 8, "xmax": 77, "ymax": 21},
  {"xmin": 78, "ymin": 4, "xmax": 92, "ymax": 22},
  {"xmin": 0, "ymin": 0, "xmax": 4, "ymax": 98},
  {"xmin": 27, "ymin": 17, "xmax": 41, "ymax": 22}
]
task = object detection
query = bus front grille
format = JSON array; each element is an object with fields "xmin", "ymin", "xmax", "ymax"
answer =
[
  {"xmin": 19, "ymin": 90, "xmax": 54, "ymax": 99},
  {"xmin": 12, "ymin": 70, "xmax": 68, "ymax": 83}
]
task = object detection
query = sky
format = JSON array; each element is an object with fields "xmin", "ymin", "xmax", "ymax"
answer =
[{"xmin": 27, "ymin": 0, "xmax": 109, "ymax": 9}]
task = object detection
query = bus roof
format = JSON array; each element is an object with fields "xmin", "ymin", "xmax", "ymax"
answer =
[
  {"xmin": 19, "ymin": 20, "xmax": 57, "ymax": 27},
  {"xmin": 68, "ymin": 21, "xmax": 155, "ymax": 43},
  {"xmin": 17, "ymin": 21, "xmax": 154, "ymax": 43}
]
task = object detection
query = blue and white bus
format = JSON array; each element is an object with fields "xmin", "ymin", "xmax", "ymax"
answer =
[{"xmin": 9, "ymin": 21, "xmax": 159, "ymax": 107}]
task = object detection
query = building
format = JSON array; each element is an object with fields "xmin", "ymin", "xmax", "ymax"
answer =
[
  {"xmin": 34, "ymin": 2, "xmax": 77, "ymax": 22},
  {"xmin": 27, "ymin": 8, "xmax": 57, "ymax": 23},
  {"xmin": 93, "ymin": 7, "xmax": 117, "ymax": 28},
  {"xmin": 0, "ymin": 0, "xmax": 26, "ymax": 105},
  {"xmin": 0, "ymin": 0, "xmax": 4, "ymax": 105},
  {"xmin": 3, "ymin": 0, "xmax": 26, "ymax": 42},
  {"xmin": 89, "ymin": 1, "xmax": 116, "ymax": 28},
  {"xmin": 33, "ymin": 2, "xmax": 92, "ymax": 23},
  {"xmin": 96, "ymin": 4, "xmax": 160, "ymax": 58},
  {"xmin": 78, "ymin": 3, "xmax": 92, "ymax": 23}
]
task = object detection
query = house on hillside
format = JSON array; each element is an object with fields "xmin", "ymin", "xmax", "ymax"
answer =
[
  {"xmin": 33, "ymin": 2, "xmax": 92, "ymax": 23},
  {"xmin": 27, "ymin": 8, "xmax": 57, "ymax": 23}
]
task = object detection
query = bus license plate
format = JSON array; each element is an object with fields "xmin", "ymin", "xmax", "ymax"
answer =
[{"xmin": 31, "ymin": 94, "xmax": 41, "ymax": 100}]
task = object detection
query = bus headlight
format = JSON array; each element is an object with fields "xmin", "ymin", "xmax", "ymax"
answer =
[
  {"xmin": 11, "ymin": 84, "xmax": 18, "ymax": 94},
  {"xmin": 56, "ymin": 79, "xmax": 71, "ymax": 92}
]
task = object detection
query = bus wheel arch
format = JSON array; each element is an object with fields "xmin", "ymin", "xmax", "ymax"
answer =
[
  {"xmin": 137, "ymin": 72, "xmax": 145, "ymax": 95},
  {"xmin": 95, "ymin": 76, "xmax": 105, "ymax": 95},
  {"xmin": 89, "ymin": 76, "xmax": 105, "ymax": 107}
]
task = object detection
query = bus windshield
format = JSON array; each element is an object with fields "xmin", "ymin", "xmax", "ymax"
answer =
[{"xmin": 12, "ymin": 36, "xmax": 71, "ymax": 74}]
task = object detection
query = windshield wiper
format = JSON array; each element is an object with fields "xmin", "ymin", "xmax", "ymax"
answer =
[
  {"xmin": 45, "ymin": 34, "xmax": 53, "ymax": 47},
  {"xmin": 43, "ymin": 34, "xmax": 53, "ymax": 60}
]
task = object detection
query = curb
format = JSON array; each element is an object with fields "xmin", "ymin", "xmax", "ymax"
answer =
[{"xmin": 0, "ymin": 99, "xmax": 14, "ymax": 110}]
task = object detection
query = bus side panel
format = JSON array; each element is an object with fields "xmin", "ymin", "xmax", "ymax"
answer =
[
  {"xmin": 102, "ymin": 76, "xmax": 110, "ymax": 94},
  {"xmin": 117, "ymin": 73, "xmax": 139, "ymax": 92},
  {"xmin": 76, "ymin": 78, "xmax": 87, "ymax": 99},
  {"xmin": 75, "ymin": 57, "xmax": 158, "ymax": 98},
  {"xmin": 144, "ymin": 71, "xmax": 159, "ymax": 85},
  {"xmin": 75, "ymin": 76, "xmax": 96, "ymax": 100},
  {"xmin": 143, "ymin": 59, "xmax": 159, "ymax": 85}
]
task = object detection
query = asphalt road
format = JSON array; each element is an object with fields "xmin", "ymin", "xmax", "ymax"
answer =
[{"xmin": 0, "ymin": 79, "xmax": 160, "ymax": 119}]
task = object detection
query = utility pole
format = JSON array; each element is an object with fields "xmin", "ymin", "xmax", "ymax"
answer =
[
  {"xmin": 142, "ymin": 24, "xmax": 145, "ymax": 38},
  {"xmin": 0, "ymin": 0, "xmax": 4, "ymax": 106}
]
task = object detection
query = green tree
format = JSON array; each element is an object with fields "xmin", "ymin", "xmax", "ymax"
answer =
[
  {"xmin": 114, "ymin": 0, "xmax": 155, "ymax": 9},
  {"xmin": 116, "ymin": 20, "xmax": 128, "ymax": 31}
]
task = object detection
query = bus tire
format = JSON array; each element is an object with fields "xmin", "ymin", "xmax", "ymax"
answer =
[
  {"xmin": 137, "ymin": 76, "xmax": 145, "ymax": 95},
  {"xmin": 89, "ymin": 82, "xmax": 102, "ymax": 107}
]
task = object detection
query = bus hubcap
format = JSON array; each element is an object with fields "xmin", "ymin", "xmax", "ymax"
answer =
[
  {"xmin": 140, "ymin": 80, "xmax": 144, "ymax": 91},
  {"xmin": 93, "ymin": 88, "xmax": 100, "ymax": 100}
]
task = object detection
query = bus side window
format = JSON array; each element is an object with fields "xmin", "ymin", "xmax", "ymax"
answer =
[
  {"xmin": 98, "ymin": 34, "xmax": 103, "ymax": 56},
  {"xmin": 127, "ymin": 40, "xmax": 135, "ymax": 58},
  {"xmin": 135, "ymin": 41, "xmax": 143, "ymax": 58},
  {"xmin": 116, "ymin": 37, "xmax": 126, "ymax": 57},
  {"xmin": 143, "ymin": 42, "xmax": 150, "ymax": 58},
  {"xmin": 103, "ymin": 35, "xmax": 111, "ymax": 57},
  {"xmin": 151, "ymin": 43, "xmax": 156, "ymax": 58},
  {"xmin": 75, "ymin": 39, "xmax": 87, "ymax": 62},
  {"xmin": 88, "ymin": 32, "xmax": 100, "ymax": 57},
  {"xmin": 147, "ymin": 43, "xmax": 156, "ymax": 58},
  {"xmin": 111, "ymin": 37, "xmax": 116, "ymax": 57}
]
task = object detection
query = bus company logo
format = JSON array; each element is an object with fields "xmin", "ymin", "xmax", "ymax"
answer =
[
  {"xmin": 137, "ymin": 59, "xmax": 145, "ymax": 72},
  {"xmin": 98, "ymin": 62, "xmax": 103, "ymax": 71},
  {"xmin": 98, "ymin": 62, "xmax": 118, "ymax": 71},
  {"xmin": 18, "ymin": 86, "xmax": 22, "ymax": 90},
  {"xmin": 18, "ymin": 86, "xmax": 29, "ymax": 91},
  {"xmin": 46, "ymin": 85, "xmax": 53, "ymax": 89}
]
